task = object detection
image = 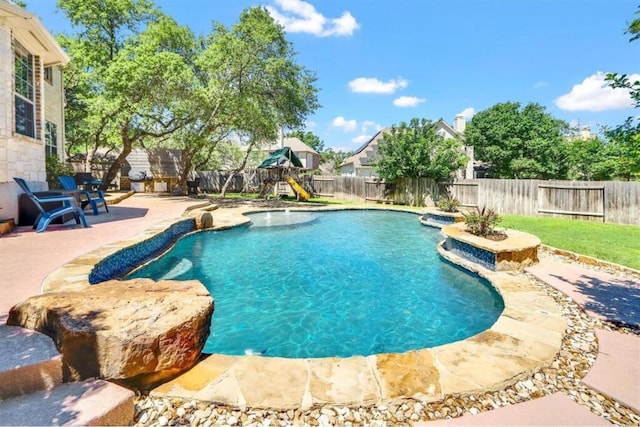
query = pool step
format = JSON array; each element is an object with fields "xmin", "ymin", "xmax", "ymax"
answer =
[
  {"xmin": 0, "ymin": 325, "xmax": 62, "ymax": 400},
  {"xmin": 0, "ymin": 379, "xmax": 135, "ymax": 426},
  {"xmin": 0, "ymin": 325, "xmax": 135, "ymax": 426}
]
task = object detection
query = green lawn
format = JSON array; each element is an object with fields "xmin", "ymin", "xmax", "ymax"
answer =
[{"xmin": 500, "ymin": 215, "xmax": 640, "ymax": 270}]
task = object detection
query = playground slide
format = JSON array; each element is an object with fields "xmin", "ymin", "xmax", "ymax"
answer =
[{"xmin": 286, "ymin": 176, "xmax": 310, "ymax": 201}]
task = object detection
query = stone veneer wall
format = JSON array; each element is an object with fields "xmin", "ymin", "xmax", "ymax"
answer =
[
  {"xmin": 0, "ymin": 23, "xmax": 12, "ymax": 146},
  {"xmin": 88, "ymin": 218, "xmax": 196, "ymax": 284},
  {"xmin": 0, "ymin": 22, "xmax": 18, "ymax": 219},
  {"xmin": 441, "ymin": 223, "xmax": 540, "ymax": 272},
  {"xmin": 0, "ymin": 22, "xmax": 64, "ymax": 221}
]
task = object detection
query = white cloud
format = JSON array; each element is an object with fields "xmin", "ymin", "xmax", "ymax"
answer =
[
  {"xmin": 332, "ymin": 116, "xmax": 357, "ymax": 132},
  {"xmin": 304, "ymin": 120, "xmax": 317, "ymax": 129},
  {"xmin": 533, "ymin": 81, "xmax": 549, "ymax": 89},
  {"xmin": 361, "ymin": 120, "xmax": 382, "ymax": 133},
  {"xmin": 348, "ymin": 77, "xmax": 409, "ymax": 94},
  {"xmin": 328, "ymin": 12, "xmax": 359, "ymax": 36},
  {"xmin": 393, "ymin": 96, "xmax": 426, "ymax": 107},
  {"xmin": 457, "ymin": 107, "xmax": 475, "ymax": 119},
  {"xmin": 266, "ymin": 0, "xmax": 359, "ymax": 37},
  {"xmin": 352, "ymin": 134, "xmax": 371, "ymax": 144},
  {"xmin": 555, "ymin": 71, "xmax": 638, "ymax": 111}
]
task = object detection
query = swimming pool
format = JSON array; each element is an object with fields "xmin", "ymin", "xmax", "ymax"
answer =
[{"xmin": 129, "ymin": 210, "xmax": 504, "ymax": 358}]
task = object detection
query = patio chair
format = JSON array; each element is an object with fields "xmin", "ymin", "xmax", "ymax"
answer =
[
  {"xmin": 59, "ymin": 176, "xmax": 109, "ymax": 215},
  {"xmin": 13, "ymin": 177, "xmax": 88, "ymax": 233},
  {"xmin": 186, "ymin": 177, "xmax": 200, "ymax": 195}
]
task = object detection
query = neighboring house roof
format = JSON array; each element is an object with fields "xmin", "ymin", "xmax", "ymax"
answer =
[
  {"xmin": 339, "ymin": 120, "xmax": 465, "ymax": 170},
  {"xmin": 263, "ymin": 137, "xmax": 319, "ymax": 155},
  {"xmin": 125, "ymin": 148, "xmax": 182, "ymax": 177},
  {"xmin": 339, "ymin": 128, "xmax": 390, "ymax": 169},
  {"xmin": 258, "ymin": 147, "xmax": 303, "ymax": 168},
  {"xmin": 0, "ymin": 0, "xmax": 69, "ymax": 65}
]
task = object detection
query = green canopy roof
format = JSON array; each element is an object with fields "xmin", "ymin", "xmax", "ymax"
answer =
[{"xmin": 258, "ymin": 147, "xmax": 303, "ymax": 169}]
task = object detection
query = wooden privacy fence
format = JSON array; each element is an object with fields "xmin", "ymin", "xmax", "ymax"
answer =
[
  {"xmin": 191, "ymin": 170, "xmax": 314, "ymax": 194},
  {"xmin": 310, "ymin": 176, "xmax": 640, "ymax": 225},
  {"xmin": 537, "ymin": 184, "xmax": 605, "ymax": 220},
  {"xmin": 181, "ymin": 173, "xmax": 639, "ymax": 225}
]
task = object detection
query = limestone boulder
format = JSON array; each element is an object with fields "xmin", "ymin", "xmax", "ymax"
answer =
[
  {"xmin": 7, "ymin": 278, "xmax": 214, "ymax": 390},
  {"xmin": 193, "ymin": 211, "xmax": 213, "ymax": 229}
]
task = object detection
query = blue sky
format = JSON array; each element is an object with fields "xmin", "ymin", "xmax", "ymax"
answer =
[{"xmin": 27, "ymin": 0, "xmax": 639, "ymax": 151}]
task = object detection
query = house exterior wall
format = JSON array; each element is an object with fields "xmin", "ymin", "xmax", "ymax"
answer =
[
  {"xmin": 43, "ymin": 65, "xmax": 65, "ymax": 162},
  {"xmin": 0, "ymin": 18, "xmax": 64, "ymax": 221},
  {"xmin": 339, "ymin": 163, "xmax": 355, "ymax": 176},
  {"xmin": 309, "ymin": 152, "xmax": 320, "ymax": 170},
  {"xmin": 356, "ymin": 167, "xmax": 376, "ymax": 177},
  {"xmin": 297, "ymin": 151, "xmax": 320, "ymax": 170}
]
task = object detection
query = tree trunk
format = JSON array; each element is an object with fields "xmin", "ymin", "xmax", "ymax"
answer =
[
  {"xmin": 100, "ymin": 124, "xmax": 134, "ymax": 191},
  {"xmin": 176, "ymin": 148, "xmax": 195, "ymax": 195},
  {"xmin": 220, "ymin": 140, "xmax": 257, "ymax": 197}
]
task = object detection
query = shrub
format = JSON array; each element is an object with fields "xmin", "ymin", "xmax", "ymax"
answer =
[
  {"xmin": 45, "ymin": 154, "xmax": 75, "ymax": 190},
  {"xmin": 463, "ymin": 206, "xmax": 502, "ymax": 237},
  {"xmin": 437, "ymin": 197, "xmax": 461, "ymax": 212}
]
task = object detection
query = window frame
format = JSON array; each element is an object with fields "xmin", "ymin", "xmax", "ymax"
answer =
[
  {"xmin": 14, "ymin": 40, "xmax": 36, "ymax": 138},
  {"xmin": 44, "ymin": 66, "xmax": 53, "ymax": 85},
  {"xmin": 45, "ymin": 121, "xmax": 58, "ymax": 156}
]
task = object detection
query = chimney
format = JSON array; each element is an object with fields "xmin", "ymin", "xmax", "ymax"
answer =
[
  {"xmin": 454, "ymin": 114, "xmax": 466, "ymax": 134},
  {"xmin": 278, "ymin": 127, "xmax": 284, "ymax": 149}
]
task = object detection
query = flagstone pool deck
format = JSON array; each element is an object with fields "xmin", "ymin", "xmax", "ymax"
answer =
[{"xmin": 1, "ymin": 193, "xmax": 638, "ymax": 426}]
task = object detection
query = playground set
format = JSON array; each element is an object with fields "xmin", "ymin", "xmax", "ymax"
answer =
[{"xmin": 256, "ymin": 147, "xmax": 312, "ymax": 201}]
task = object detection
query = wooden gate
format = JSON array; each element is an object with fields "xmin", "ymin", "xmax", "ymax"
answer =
[{"xmin": 537, "ymin": 184, "xmax": 605, "ymax": 222}]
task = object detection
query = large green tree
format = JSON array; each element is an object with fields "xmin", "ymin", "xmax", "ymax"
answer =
[
  {"xmin": 374, "ymin": 118, "xmax": 468, "ymax": 181},
  {"xmin": 465, "ymin": 102, "xmax": 569, "ymax": 179},
  {"xmin": 100, "ymin": 15, "xmax": 197, "ymax": 188},
  {"xmin": 604, "ymin": 118, "xmax": 640, "ymax": 180},
  {"xmin": 606, "ymin": 5, "xmax": 639, "ymax": 107},
  {"xmin": 604, "ymin": 6, "xmax": 640, "ymax": 181},
  {"xmin": 58, "ymin": 1, "xmax": 319, "ymax": 193},
  {"xmin": 206, "ymin": 8, "xmax": 319, "ymax": 196},
  {"xmin": 58, "ymin": 0, "xmax": 193, "ymax": 188},
  {"xmin": 320, "ymin": 148, "xmax": 352, "ymax": 174},
  {"xmin": 565, "ymin": 137, "xmax": 615, "ymax": 181}
]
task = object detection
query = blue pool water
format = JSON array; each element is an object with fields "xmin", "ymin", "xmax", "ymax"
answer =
[{"xmin": 129, "ymin": 210, "xmax": 504, "ymax": 358}]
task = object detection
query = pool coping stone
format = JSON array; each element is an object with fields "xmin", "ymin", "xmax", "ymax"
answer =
[{"xmin": 40, "ymin": 204, "xmax": 566, "ymax": 410}]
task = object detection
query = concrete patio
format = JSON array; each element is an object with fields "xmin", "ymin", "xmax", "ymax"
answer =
[{"xmin": 0, "ymin": 193, "xmax": 638, "ymax": 426}]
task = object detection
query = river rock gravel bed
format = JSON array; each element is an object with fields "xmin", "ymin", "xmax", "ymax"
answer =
[{"xmin": 134, "ymin": 251, "xmax": 640, "ymax": 426}]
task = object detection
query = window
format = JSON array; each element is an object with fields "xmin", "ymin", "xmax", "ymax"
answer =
[
  {"xmin": 14, "ymin": 40, "xmax": 35, "ymax": 138},
  {"xmin": 44, "ymin": 66, "xmax": 53, "ymax": 84},
  {"xmin": 45, "ymin": 121, "xmax": 58, "ymax": 156}
]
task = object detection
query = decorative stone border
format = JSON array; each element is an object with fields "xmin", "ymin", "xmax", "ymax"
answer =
[
  {"xmin": 149, "ymin": 207, "xmax": 565, "ymax": 410},
  {"xmin": 40, "ymin": 204, "xmax": 565, "ymax": 411},
  {"xmin": 419, "ymin": 207, "xmax": 464, "ymax": 228},
  {"xmin": 441, "ymin": 222, "xmax": 541, "ymax": 271},
  {"xmin": 40, "ymin": 202, "xmax": 214, "ymax": 293}
]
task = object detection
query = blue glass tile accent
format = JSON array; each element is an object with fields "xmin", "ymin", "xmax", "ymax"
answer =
[
  {"xmin": 423, "ymin": 213, "xmax": 457, "ymax": 225},
  {"xmin": 88, "ymin": 218, "xmax": 195, "ymax": 284},
  {"xmin": 445, "ymin": 237, "xmax": 496, "ymax": 270}
]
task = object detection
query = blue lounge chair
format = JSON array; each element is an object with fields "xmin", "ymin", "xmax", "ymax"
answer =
[
  {"xmin": 13, "ymin": 177, "xmax": 88, "ymax": 233},
  {"xmin": 58, "ymin": 176, "xmax": 109, "ymax": 215}
]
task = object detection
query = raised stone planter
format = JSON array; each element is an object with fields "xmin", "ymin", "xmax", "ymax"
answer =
[
  {"xmin": 441, "ymin": 222, "xmax": 540, "ymax": 271},
  {"xmin": 419, "ymin": 207, "xmax": 464, "ymax": 228}
]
